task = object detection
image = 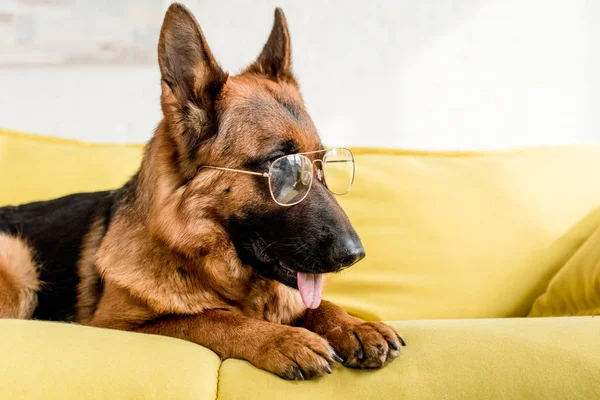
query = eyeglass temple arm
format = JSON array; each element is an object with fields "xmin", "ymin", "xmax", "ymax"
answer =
[{"xmin": 200, "ymin": 166, "xmax": 270, "ymax": 178}]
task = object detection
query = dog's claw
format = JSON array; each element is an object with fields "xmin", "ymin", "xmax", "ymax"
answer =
[
  {"xmin": 355, "ymin": 346, "xmax": 364, "ymax": 360},
  {"xmin": 397, "ymin": 334, "xmax": 407, "ymax": 346},
  {"xmin": 332, "ymin": 352, "xmax": 344, "ymax": 363},
  {"xmin": 291, "ymin": 366, "xmax": 305, "ymax": 380},
  {"xmin": 388, "ymin": 340, "xmax": 399, "ymax": 351},
  {"xmin": 324, "ymin": 364, "xmax": 333, "ymax": 374}
]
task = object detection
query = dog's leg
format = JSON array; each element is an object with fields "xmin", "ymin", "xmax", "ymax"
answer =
[
  {"xmin": 0, "ymin": 234, "xmax": 39, "ymax": 319},
  {"xmin": 302, "ymin": 300, "xmax": 405, "ymax": 369},
  {"xmin": 136, "ymin": 310, "xmax": 340, "ymax": 380}
]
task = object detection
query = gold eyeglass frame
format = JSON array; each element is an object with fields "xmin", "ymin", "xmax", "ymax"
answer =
[{"xmin": 201, "ymin": 147, "xmax": 355, "ymax": 206}]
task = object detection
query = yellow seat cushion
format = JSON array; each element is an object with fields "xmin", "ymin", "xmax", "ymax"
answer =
[
  {"xmin": 219, "ymin": 317, "xmax": 600, "ymax": 400},
  {"xmin": 1, "ymin": 317, "xmax": 598, "ymax": 399},
  {"xmin": 529, "ymin": 210, "xmax": 600, "ymax": 317},
  {"xmin": 3, "ymin": 128, "xmax": 600, "ymax": 320}
]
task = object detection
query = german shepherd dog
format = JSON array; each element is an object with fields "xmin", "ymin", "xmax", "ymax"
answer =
[{"xmin": 0, "ymin": 4, "xmax": 404, "ymax": 379}]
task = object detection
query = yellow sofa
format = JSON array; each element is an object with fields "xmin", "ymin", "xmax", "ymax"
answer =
[{"xmin": 1, "ymin": 128, "xmax": 599, "ymax": 399}]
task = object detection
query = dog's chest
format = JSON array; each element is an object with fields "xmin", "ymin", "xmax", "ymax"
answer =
[{"xmin": 242, "ymin": 281, "xmax": 305, "ymax": 325}]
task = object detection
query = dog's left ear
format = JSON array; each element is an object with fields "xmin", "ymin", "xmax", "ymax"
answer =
[{"xmin": 245, "ymin": 8, "xmax": 293, "ymax": 81}]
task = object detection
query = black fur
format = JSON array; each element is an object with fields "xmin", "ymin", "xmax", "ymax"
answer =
[
  {"xmin": 227, "ymin": 180, "xmax": 364, "ymax": 289},
  {"xmin": 0, "ymin": 191, "xmax": 115, "ymax": 321}
]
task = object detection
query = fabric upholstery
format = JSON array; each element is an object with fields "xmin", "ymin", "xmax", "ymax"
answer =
[
  {"xmin": 2, "ymin": 128, "xmax": 599, "ymax": 399},
  {"xmin": 529, "ymin": 208, "xmax": 600, "ymax": 317}
]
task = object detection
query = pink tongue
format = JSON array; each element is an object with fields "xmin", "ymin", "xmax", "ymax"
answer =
[{"xmin": 297, "ymin": 273, "xmax": 323, "ymax": 309}]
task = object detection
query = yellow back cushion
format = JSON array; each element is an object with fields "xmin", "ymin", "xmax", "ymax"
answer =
[
  {"xmin": 0, "ymin": 129, "xmax": 142, "ymax": 204},
  {"xmin": 528, "ymin": 208, "xmax": 600, "ymax": 317},
  {"xmin": 3, "ymin": 128, "xmax": 600, "ymax": 320},
  {"xmin": 327, "ymin": 147, "xmax": 600, "ymax": 320}
]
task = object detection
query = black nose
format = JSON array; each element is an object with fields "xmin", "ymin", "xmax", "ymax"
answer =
[{"xmin": 331, "ymin": 239, "xmax": 365, "ymax": 269}]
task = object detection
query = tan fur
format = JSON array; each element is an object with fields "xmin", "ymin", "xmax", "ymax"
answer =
[
  {"xmin": 0, "ymin": 235, "xmax": 40, "ymax": 318},
  {"xmin": 89, "ymin": 282, "xmax": 157, "ymax": 330},
  {"xmin": 75, "ymin": 217, "xmax": 106, "ymax": 324}
]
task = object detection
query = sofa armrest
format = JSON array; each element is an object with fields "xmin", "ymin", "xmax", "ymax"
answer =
[{"xmin": 0, "ymin": 319, "xmax": 220, "ymax": 400}]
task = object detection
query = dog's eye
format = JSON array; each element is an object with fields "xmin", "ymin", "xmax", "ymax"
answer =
[{"xmin": 267, "ymin": 153, "xmax": 285, "ymax": 164}]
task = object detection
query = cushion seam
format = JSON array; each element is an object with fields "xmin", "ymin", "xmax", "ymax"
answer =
[{"xmin": 214, "ymin": 360, "xmax": 223, "ymax": 400}]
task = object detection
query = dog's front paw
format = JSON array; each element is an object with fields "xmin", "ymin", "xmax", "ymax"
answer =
[
  {"xmin": 326, "ymin": 321, "xmax": 406, "ymax": 369},
  {"xmin": 256, "ymin": 327, "xmax": 341, "ymax": 380}
]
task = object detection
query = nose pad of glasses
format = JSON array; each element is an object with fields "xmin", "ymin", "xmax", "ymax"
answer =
[{"xmin": 316, "ymin": 168, "xmax": 323, "ymax": 182}]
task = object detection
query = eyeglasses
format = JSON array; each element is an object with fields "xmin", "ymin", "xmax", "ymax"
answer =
[{"xmin": 201, "ymin": 147, "xmax": 355, "ymax": 206}]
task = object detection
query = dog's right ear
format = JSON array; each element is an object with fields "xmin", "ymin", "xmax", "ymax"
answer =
[
  {"xmin": 157, "ymin": 3, "xmax": 227, "ymax": 178},
  {"xmin": 158, "ymin": 3, "xmax": 226, "ymax": 133}
]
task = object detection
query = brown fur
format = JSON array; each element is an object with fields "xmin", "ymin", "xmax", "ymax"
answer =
[
  {"xmin": 0, "ymin": 4, "xmax": 404, "ymax": 380},
  {"xmin": 75, "ymin": 217, "xmax": 106, "ymax": 324},
  {"xmin": 0, "ymin": 235, "xmax": 39, "ymax": 318}
]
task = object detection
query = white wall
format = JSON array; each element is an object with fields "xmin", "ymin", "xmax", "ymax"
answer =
[{"xmin": 0, "ymin": 0, "xmax": 597, "ymax": 150}]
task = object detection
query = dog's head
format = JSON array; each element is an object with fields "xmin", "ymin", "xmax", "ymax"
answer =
[{"xmin": 153, "ymin": 4, "xmax": 364, "ymax": 308}]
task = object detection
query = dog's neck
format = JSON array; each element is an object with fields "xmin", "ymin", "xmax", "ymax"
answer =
[{"xmin": 126, "ymin": 121, "xmax": 217, "ymax": 254}]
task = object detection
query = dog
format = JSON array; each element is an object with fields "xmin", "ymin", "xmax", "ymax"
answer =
[{"xmin": 0, "ymin": 4, "xmax": 404, "ymax": 380}]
